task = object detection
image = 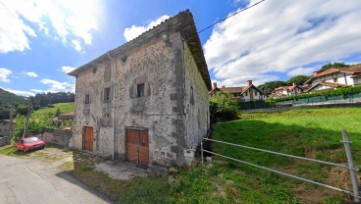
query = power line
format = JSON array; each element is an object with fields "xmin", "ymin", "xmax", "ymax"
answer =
[{"xmin": 197, "ymin": 0, "xmax": 266, "ymax": 34}]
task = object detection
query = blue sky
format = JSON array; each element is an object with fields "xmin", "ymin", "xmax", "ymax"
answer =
[{"xmin": 1, "ymin": 0, "xmax": 361, "ymax": 96}]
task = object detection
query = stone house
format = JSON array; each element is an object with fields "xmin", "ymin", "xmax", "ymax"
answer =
[
  {"xmin": 209, "ymin": 80, "xmax": 267, "ymax": 101},
  {"xmin": 68, "ymin": 10, "xmax": 211, "ymax": 167}
]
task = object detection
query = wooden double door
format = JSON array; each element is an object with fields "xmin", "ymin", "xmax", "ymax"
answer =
[
  {"xmin": 83, "ymin": 126, "xmax": 94, "ymax": 151},
  {"xmin": 126, "ymin": 128, "xmax": 149, "ymax": 167}
]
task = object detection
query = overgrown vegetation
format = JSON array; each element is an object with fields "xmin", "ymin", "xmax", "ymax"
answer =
[
  {"xmin": 12, "ymin": 102, "xmax": 74, "ymax": 138},
  {"xmin": 209, "ymin": 92, "xmax": 239, "ymax": 123}
]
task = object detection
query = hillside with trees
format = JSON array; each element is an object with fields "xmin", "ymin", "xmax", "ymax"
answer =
[{"xmin": 0, "ymin": 88, "xmax": 26, "ymax": 106}]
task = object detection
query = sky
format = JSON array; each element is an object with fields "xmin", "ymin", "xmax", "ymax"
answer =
[{"xmin": 1, "ymin": 0, "xmax": 361, "ymax": 96}]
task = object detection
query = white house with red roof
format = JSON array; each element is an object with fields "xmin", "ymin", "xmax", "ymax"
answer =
[
  {"xmin": 304, "ymin": 64, "xmax": 361, "ymax": 92},
  {"xmin": 270, "ymin": 83, "xmax": 303, "ymax": 98},
  {"xmin": 209, "ymin": 80, "xmax": 267, "ymax": 101}
]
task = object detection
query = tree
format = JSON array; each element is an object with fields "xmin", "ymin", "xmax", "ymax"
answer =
[
  {"xmin": 209, "ymin": 92, "xmax": 239, "ymax": 123},
  {"xmin": 287, "ymin": 75, "xmax": 309, "ymax": 85},
  {"xmin": 319, "ymin": 62, "xmax": 349, "ymax": 72},
  {"xmin": 258, "ymin": 81, "xmax": 288, "ymax": 95}
]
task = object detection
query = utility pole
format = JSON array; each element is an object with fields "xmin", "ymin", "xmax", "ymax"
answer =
[
  {"xmin": 23, "ymin": 98, "xmax": 32, "ymax": 138},
  {"xmin": 9, "ymin": 105, "xmax": 14, "ymax": 136}
]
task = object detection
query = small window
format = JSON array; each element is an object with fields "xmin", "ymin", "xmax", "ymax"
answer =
[
  {"xmin": 255, "ymin": 91, "xmax": 258, "ymax": 96},
  {"xmin": 190, "ymin": 86, "xmax": 194, "ymax": 105},
  {"xmin": 104, "ymin": 88, "xmax": 111, "ymax": 102},
  {"xmin": 137, "ymin": 83, "xmax": 145, "ymax": 97},
  {"xmin": 333, "ymin": 77, "xmax": 337, "ymax": 82},
  {"xmin": 245, "ymin": 91, "xmax": 248, "ymax": 96},
  {"xmin": 85, "ymin": 94, "xmax": 90, "ymax": 104}
]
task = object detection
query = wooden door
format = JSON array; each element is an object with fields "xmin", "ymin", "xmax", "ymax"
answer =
[
  {"xmin": 126, "ymin": 129, "xmax": 149, "ymax": 167},
  {"xmin": 83, "ymin": 126, "xmax": 94, "ymax": 151}
]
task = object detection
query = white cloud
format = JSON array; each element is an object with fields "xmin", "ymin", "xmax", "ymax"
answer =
[
  {"xmin": 40, "ymin": 78, "xmax": 75, "ymax": 92},
  {"xmin": 0, "ymin": 0, "xmax": 100, "ymax": 53},
  {"xmin": 0, "ymin": 68, "xmax": 12, "ymax": 82},
  {"xmin": 124, "ymin": 15, "xmax": 170, "ymax": 41},
  {"xmin": 30, "ymin": 89, "xmax": 44, "ymax": 93},
  {"xmin": 2, "ymin": 88, "xmax": 35, "ymax": 97},
  {"xmin": 204, "ymin": 0, "xmax": 361, "ymax": 86},
  {"xmin": 25, "ymin": 71, "xmax": 38, "ymax": 77},
  {"xmin": 61, "ymin": 66, "xmax": 76, "ymax": 74},
  {"xmin": 71, "ymin": 40, "xmax": 82, "ymax": 52},
  {"xmin": 287, "ymin": 67, "xmax": 316, "ymax": 77}
]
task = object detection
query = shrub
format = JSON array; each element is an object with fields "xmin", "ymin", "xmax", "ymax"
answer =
[{"xmin": 209, "ymin": 92, "xmax": 239, "ymax": 123}]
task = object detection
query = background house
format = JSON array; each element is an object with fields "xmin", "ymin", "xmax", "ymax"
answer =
[
  {"xmin": 209, "ymin": 80, "xmax": 267, "ymax": 101},
  {"xmin": 304, "ymin": 64, "xmax": 361, "ymax": 92},
  {"xmin": 68, "ymin": 10, "xmax": 211, "ymax": 167},
  {"xmin": 270, "ymin": 83, "xmax": 303, "ymax": 98}
]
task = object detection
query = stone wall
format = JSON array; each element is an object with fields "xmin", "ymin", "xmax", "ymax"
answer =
[
  {"xmin": 42, "ymin": 129, "xmax": 72, "ymax": 146},
  {"xmin": 183, "ymin": 42, "xmax": 210, "ymax": 150}
]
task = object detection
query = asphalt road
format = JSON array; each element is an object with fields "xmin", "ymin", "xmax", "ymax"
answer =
[{"xmin": 0, "ymin": 155, "xmax": 111, "ymax": 204}]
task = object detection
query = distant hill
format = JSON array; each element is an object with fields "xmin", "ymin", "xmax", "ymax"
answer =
[{"xmin": 0, "ymin": 88, "xmax": 26, "ymax": 106}]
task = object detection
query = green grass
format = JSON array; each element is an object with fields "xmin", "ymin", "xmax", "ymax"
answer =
[
  {"xmin": 0, "ymin": 140, "xmax": 28, "ymax": 157},
  {"xmin": 211, "ymin": 107, "xmax": 361, "ymax": 203},
  {"xmin": 32, "ymin": 102, "xmax": 74, "ymax": 116}
]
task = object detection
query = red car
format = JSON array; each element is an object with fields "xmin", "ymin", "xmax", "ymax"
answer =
[{"xmin": 16, "ymin": 137, "xmax": 45, "ymax": 152}]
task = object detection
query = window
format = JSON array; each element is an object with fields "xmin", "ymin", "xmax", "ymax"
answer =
[
  {"xmin": 137, "ymin": 83, "xmax": 145, "ymax": 97},
  {"xmin": 255, "ymin": 91, "xmax": 258, "ymax": 96},
  {"xmin": 104, "ymin": 88, "xmax": 111, "ymax": 102},
  {"xmin": 245, "ymin": 91, "xmax": 248, "ymax": 96},
  {"xmin": 85, "ymin": 94, "xmax": 90, "ymax": 104},
  {"xmin": 333, "ymin": 77, "xmax": 337, "ymax": 82},
  {"xmin": 190, "ymin": 86, "xmax": 194, "ymax": 105}
]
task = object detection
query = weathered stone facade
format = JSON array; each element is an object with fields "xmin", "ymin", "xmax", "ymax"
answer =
[{"xmin": 69, "ymin": 10, "xmax": 211, "ymax": 167}]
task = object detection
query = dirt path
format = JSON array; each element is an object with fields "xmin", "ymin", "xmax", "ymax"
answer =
[{"xmin": 0, "ymin": 154, "xmax": 112, "ymax": 204}]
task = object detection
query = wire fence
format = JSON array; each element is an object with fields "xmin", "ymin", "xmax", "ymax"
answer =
[{"xmin": 201, "ymin": 130, "xmax": 360, "ymax": 202}]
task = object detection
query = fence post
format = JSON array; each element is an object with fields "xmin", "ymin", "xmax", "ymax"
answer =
[
  {"xmin": 341, "ymin": 130, "xmax": 360, "ymax": 202},
  {"xmin": 201, "ymin": 140, "xmax": 204, "ymax": 165}
]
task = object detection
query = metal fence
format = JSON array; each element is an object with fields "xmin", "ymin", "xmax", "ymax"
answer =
[
  {"xmin": 201, "ymin": 130, "xmax": 360, "ymax": 202},
  {"xmin": 0, "ymin": 136, "xmax": 11, "ymax": 146},
  {"xmin": 276, "ymin": 93, "xmax": 361, "ymax": 106}
]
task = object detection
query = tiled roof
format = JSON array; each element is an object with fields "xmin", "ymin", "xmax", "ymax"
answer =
[
  {"xmin": 68, "ymin": 10, "xmax": 212, "ymax": 90},
  {"xmin": 340, "ymin": 64, "xmax": 361, "ymax": 74},
  {"xmin": 220, "ymin": 85, "xmax": 267, "ymax": 96},
  {"xmin": 220, "ymin": 87, "xmax": 245, "ymax": 93},
  {"xmin": 273, "ymin": 84, "xmax": 301, "ymax": 92},
  {"xmin": 305, "ymin": 81, "xmax": 345, "ymax": 92},
  {"xmin": 313, "ymin": 68, "xmax": 340, "ymax": 78}
]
